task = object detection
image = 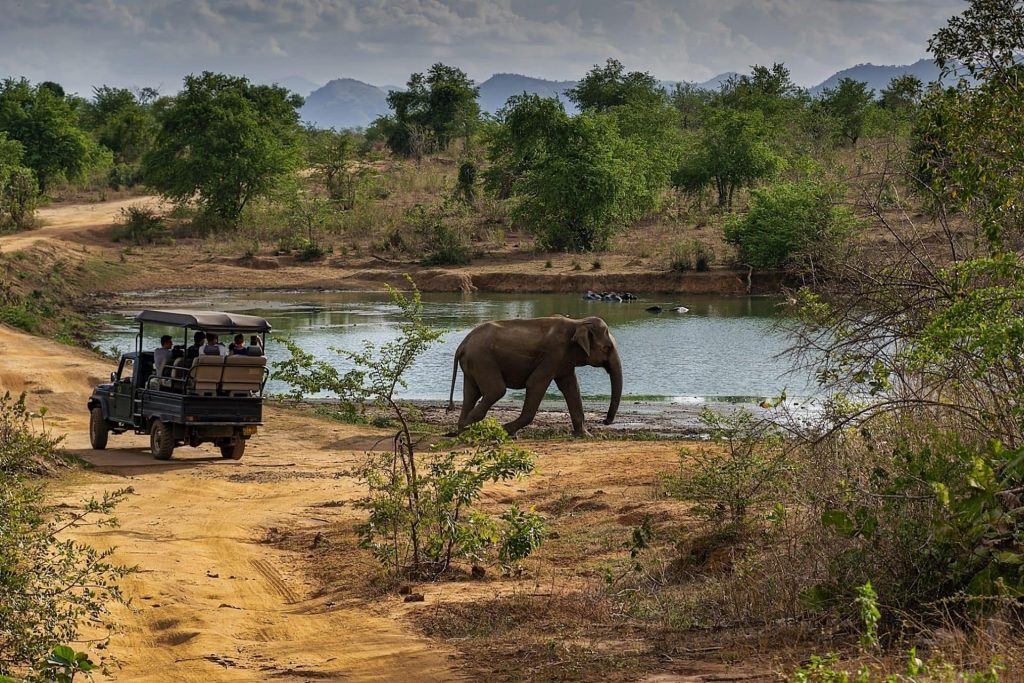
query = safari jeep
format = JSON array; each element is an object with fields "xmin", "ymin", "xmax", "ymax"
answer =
[{"xmin": 87, "ymin": 309, "xmax": 271, "ymax": 460}]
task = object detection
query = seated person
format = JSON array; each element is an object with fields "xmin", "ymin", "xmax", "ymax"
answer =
[
  {"xmin": 246, "ymin": 335, "xmax": 265, "ymax": 357},
  {"xmin": 230, "ymin": 334, "xmax": 248, "ymax": 355},
  {"xmin": 204, "ymin": 333, "xmax": 229, "ymax": 356},
  {"xmin": 153, "ymin": 335, "xmax": 174, "ymax": 376},
  {"xmin": 185, "ymin": 331, "xmax": 207, "ymax": 362}
]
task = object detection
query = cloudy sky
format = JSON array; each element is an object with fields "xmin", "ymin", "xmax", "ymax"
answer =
[{"xmin": 1, "ymin": 0, "xmax": 963, "ymax": 95}]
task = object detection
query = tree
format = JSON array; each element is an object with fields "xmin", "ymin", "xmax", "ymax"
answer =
[
  {"xmin": 819, "ymin": 78, "xmax": 874, "ymax": 146},
  {"xmin": 0, "ymin": 133, "xmax": 38, "ymax": 230},
  {"xmin": 510, "ymin": 112, "xmax": 649, "ymax": 251},
  {"xmin": 484, "ymin": 93, "xmax": 571, "ymax": 198},
  {"xmin": 723, "ymin": 180, "xmax": 856, "ymax": 271},
  {"xmin": 670, "ymin": 82, "xmax": 714, "ymax": 129},
  {"xmin": 567, "ymin": 58, "xmax": 664, "ymax": 113},
  {"xmin": 83, "ymin": 86, "xmax": 158, "ymax": 164},
  {"xmin": 673, "ymin": 109, "xmax": 780, "ymax": 208},
  {"xmin": 719, "ymin": 63, "xmax": 806, "ymax": 117},
  {"xmin": 385, "ymin": 64, "xmax": 479, "ymax": 156},
  {"xmin": 0, "ymin": 78, "xmax": 101, "ymax": 193},
  {"xmin": 879, "ymin": 75, "xmax": 924, "ymax": 113},
  {"xmin": 142, "ymin": 72, "xmax": 303, "ymax": 226}
]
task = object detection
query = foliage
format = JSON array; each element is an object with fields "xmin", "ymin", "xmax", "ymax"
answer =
[
  {"xmin": 718, "ymin": 63, "xmax": 807, "ymax": 119},
  {"xmin": 385, "ymin": 64, "xmax": 480, "ymax": 156},
  {"xmin": 82, "ymin": 86, "xmax": 158, "ymax": 165},
  {"xmin": 567, "ymin": 58, "xmax": 665, "ymax": 113},
  {"xmin": 723, "ymin": 180, "xmax": 857, "ymax": 271},
  {"xmin": 0, "ymin": 78, "xmax": 105, "ymax": 193},
  {"xmin": 0, "ymin": 133, "xmax": 38, "ymax": 230},
  {"xmin": 673, "ymin": 108, "xmax": 781, "ymax": 208},
  {"xmin": 405, "ymin": 203, "xmax": 471, "ymax": 266},
  {"xmin": 664, "ymin": 407, "xmax": 790, "ymax": 530},
  {"xmin": 354, "ymin": 419, "xmax": 541, "ymax": 576},
  {"xmin": 142, "ymin": 72, "xmax": 303, "ymax": 227},
  {"xmin": 455, "ymin": 159, "xmax": 478, "ymax": 204},
  {"xmin": 504, "ymin": 109, "xmax": 652, "ymax": 251},
  {"xmin": 0, "ymin": 391, "xmax": 132, "ymax": 680},
  {"xmin": 818, "ymin": 78, "xmax": 874, "ymax": 147},
  {"xmin": 914, "ymin": 0, "xmax": 1024, "ymax": 244},
  {"xmin": 879, "ymin": 75, "xmax": 924, "ymax": 114},
  {"xmin": 273, "ymin": 279, "xmax": 541, "ymax": 576},
  {"xmin": 110, "ymin": 204, "xmax": 167, "ymax": 245}
]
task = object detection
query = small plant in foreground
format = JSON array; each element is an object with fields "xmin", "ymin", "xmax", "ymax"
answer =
[
  {"xmin": 274, "ymin": 278, "xmax": 541, "ymax": 577},
  {"xmin": 664, "ymin": 407, "xmax": 791, "ymax": 531}
]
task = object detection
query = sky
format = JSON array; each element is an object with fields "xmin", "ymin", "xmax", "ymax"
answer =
[{"xmin": 0, "ymin": 0, "xmax": 964, "ymax": 96}]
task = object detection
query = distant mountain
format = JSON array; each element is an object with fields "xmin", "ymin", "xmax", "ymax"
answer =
[
  {"xmin": 809, "ymin": 59, "xmax": 941, "ymax": 96},
  {"xmin": 477, "ymin": 73, "xmax": 577, "ymax": 114},
  {"xmin": 297, "ymin": 61, "xmax": 949, "ymax": 130},
  {"xmin": 300, "ymin": 78, "xmax": 391, "ymax": 130},
  {"xmin": 274, "ymin": 76, "xmax": 321, "ymax": 99}
]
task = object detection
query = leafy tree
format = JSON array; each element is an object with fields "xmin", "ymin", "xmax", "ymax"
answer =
[
  {"xmin": 0, "ymin": 133, "xmax": 37, "ymax": 230},
  {"xmin": 673, "ymin": 109, "xmax": 780, "ymax": 208},
  {"xmin": 917, "ymin": 0, "xmax": 1024, "ymax": 243},
  {"xmin": 567, "ymin": 58, "xmax": 665, "ymax": 113},
  {"xmin": 719, "ymin": 63, "xmax": 806, "ymax": 117},
  {"xmin": 0, "ymin": 78, "xmax": 102, "ymax": 193},
  {"xmin": 819, "ymin": 78, "xmax": 874, "ymax": 146},
  {"xmin": 669, "ymin": 82, "xmax": 714, "ymax": 129},
  {"xmin": 484, "ymin": 93, "xmax": 571, "ymax": 198},
  {"xmin": 879, "ymin": 75, "xmax": 924, "ymax": 113},
  {"xmin": 142, "ymin": 72, "xmax": 303, "ymax": 226},
  {"xmin": 510, "ymin": 112, "xmax": 649, "ymax": 251},
  {"xmin": 385, "ymin": 64, "xmax": 480, "ymax": 156},
  {"xmin": 723, "ymin": 180, "xmax": 856, "ymax": 270},
  {"xmin": 83, "ymin": 86, "xmax": 158, "ymax": 164}
]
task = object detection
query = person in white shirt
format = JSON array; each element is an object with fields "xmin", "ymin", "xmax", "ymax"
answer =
[
  {"xmin": 154, "ymin": 335, "xmax": 174, "ymax": 376},
  {"xmin": 205, "ymin": 333, "xmax": 229, "ymax": 356}
]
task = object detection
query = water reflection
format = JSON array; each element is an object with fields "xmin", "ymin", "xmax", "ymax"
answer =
[{"xmin": 96, "ymin": 291, "xmax": 810, "ymax": 403}]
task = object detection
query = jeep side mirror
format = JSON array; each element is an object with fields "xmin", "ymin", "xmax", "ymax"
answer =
[{"xmin": 110, "ymin": 372, "xmax": 117, "ymax": 383}]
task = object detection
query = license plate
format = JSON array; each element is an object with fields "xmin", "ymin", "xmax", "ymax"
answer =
[{"xmin": 242, "ymin": 426, "xmax": 258, "ymax": 436}]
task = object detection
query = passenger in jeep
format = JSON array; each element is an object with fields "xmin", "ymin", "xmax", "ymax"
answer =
[
  {"xmin": 154, "ymin": 335, "xmax": 174, "ymax": 376},
  {"xmin": 185, "ymin": 331, "xmax": 206, "ymax": 362}
]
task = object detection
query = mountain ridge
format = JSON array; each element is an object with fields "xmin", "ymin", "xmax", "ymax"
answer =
[{"xmin": 298, "ymin": 60, "xmax": 940, "ymax": 130}]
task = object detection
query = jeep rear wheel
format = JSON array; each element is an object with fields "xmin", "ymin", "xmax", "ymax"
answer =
[
  {"xmin": 89, "ymin": 406, "xmax": 109, "ymax": 450},
  {"xmin": 150, "ymin": 420, "xmax": 175, "ymax": 460},
  {"xmin": 220, "ymin": 439, "xmax": 245, "ymax": 460}
]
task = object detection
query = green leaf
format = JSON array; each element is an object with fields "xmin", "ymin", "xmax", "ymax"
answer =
[{"xmin": 821, "ymin": 509, "xmax": 855, "ymax": 536}]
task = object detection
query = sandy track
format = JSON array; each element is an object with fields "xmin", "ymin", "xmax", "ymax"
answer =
[
  {"xmin": 0, "ymin": 196, "xmax": 161, "ymax": 252},
  {"xmin": 1, "ymin": 328, "xmax": 463, "ymax": 681}
]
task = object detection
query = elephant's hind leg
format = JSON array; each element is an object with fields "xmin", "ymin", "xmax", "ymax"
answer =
[
  {"xmin": 461, "ymin": 364, "xmax": 507, "ymax": 429},
  {"xmin": 503, "ymin": 380, "xmax": 548, "ymax": 437},
  {"xmin": 456, "ymin": 374, "xmax": 483, "ymax": 431}
]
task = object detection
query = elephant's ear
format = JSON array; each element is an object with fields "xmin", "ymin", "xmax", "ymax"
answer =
[{"xmin": 572, "ymin": 325, "xmax": 592, "ymax": 356}]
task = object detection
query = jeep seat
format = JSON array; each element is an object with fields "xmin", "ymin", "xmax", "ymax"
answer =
[
  {"xmin": 190, "ymin": 355, "xmax": 225, "ymax": 396},
  {"xmin": 221, "ymin": 356, "xmax": 267, "ymax": 396}
]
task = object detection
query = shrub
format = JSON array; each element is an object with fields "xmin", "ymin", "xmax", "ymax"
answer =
[
  {"xmin": 111, "ymin": 204, "xmax": 167, "ymax": 244},
  {"xmin": 1, "ymin": 167, "xmax": 39, "ymax": 231},
  {"xmin": 723, "ymin": 181, "xmax": 856, "ymax": 270},
  {"xmin": 664, "ymin": 407, "xmax": 791, "ymax": 531},
  {"xmin": 405, "ymin": 204, "xmax": 471, "ymax": 266},
  {"xmin": 107, "ymin": 162, "xmax": 141, "ymax": 189},
  {"xmin": 0, "ymin": 392, "xmax": 132, "ymax": 679}
]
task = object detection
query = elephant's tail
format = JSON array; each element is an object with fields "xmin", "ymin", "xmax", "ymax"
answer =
[{"xmin": 447, "ymin": 348, "xmax": 462, "ymax": 412}]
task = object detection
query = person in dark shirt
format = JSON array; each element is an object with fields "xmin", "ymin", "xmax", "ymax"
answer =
[{"xmin": 185, "ymin": 331, "xmax": 206, "ymax": 362}]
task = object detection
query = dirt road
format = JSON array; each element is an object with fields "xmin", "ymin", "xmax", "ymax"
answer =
[{"xmin": 0, "ymin": 323, "xmax": 464, "ymax": 681}]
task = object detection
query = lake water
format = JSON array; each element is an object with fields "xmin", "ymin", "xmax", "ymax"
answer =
[{"xmin": 95, "ymin": 291, "xmax": 813, "ymax": 406}]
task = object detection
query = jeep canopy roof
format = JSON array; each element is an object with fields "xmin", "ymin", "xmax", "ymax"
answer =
[{"xmin": 134, "ymin": 309, "xmax": 272, "ymax": 333}]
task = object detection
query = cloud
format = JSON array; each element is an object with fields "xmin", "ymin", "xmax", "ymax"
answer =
[{"xmin": 0, "ymin": 0, "xmax": 965, "ymax": 95}]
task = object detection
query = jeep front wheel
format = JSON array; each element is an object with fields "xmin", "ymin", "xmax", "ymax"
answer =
[
  {"xmin": 150, "ymin": 420, "xmax": 175, "ymax": 460},
  {"xmin": 89, "ymin": 406, "xmax": 109, "ymax": 450}
]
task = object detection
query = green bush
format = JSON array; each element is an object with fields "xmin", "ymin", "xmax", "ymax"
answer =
[
  {"xmin": 111, "ymin": 203, "xmax": 168, "ymax": 244},
  {"xmin": 406, "ymin": 204, "xmax": 471, "ymax": 266},
  {"xmin": 0, "ymin": 392, "xmax": 132, "ymax": 679},
  {"xmin": 724, "ymin": 181, "xmax": 856, "ymax": 270}
]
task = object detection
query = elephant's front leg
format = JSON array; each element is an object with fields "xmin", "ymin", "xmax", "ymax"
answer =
[
  {"xmin": 555, "ymin": 373, "xmax": 590, "ymax": 437},
  {"xmin": 503, "ymin": 380, "xmax": 549, "ymax": 437}
]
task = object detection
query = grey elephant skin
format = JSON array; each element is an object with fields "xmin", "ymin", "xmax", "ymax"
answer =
[{"xmin": 447, "ymin": 316, "xmax": 623, "ymax": 436}]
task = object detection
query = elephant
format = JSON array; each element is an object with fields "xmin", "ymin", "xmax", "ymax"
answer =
[{"xmin": 447, "ymin": 316, "xmax": 623, "ymax": 437}]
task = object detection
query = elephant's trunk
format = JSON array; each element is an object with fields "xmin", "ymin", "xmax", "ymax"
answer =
[{"xmin": 604, "ymin": 350, "xmax": 622, "ymax": 425}]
